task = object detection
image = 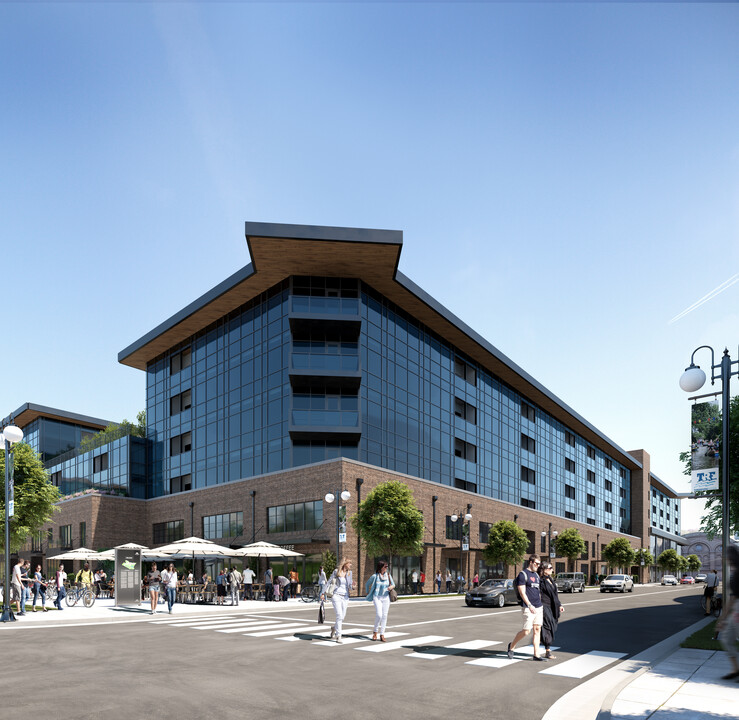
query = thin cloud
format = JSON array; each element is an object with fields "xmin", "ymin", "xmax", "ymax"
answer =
[{"xmin": 669, "ymin": 273, "xmax": 739, "ymax": 325}]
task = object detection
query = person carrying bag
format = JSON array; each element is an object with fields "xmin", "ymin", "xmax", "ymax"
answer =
[
  {"xmin": 365, "ymin": 560, "xmax": 395, "ymax": 642},
  {"xmin": 321, "ymin": 559, "xmax": 354, "ymax": 643}
]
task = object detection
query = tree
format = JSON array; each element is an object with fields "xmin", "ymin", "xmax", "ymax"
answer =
[
  {"xmin": 321, "ymin": 550, "xmax": 336, "ymax": 578},
  {"xmin": 679, "ymin": 395, "xmax": 739, "ymax": 539},
  {"xmin": 78, "ymin": 410, "xmax": 147, "ymax": 454},
  {"xmin": 657, "ymin": 549, "xmax": 679, "ymax": 574},
  {"xmin": 350, "ymin": 481, "xmax": 424, "ymax": 570},
  {"xmin": 0, "ymin": 443, "xmax": 61, "ymax": 553},
  {"xmin": 482, "ymin": 520, "xmax": 529, "ymax": 576},
  {"xmin": 686, "ymin": 554, "xmax": 702, "ymax": 574},
  {"xmin": 601, "ymin": 538, "xmax": 636, "ymax": 573},
  {"xmin": 553, "ymin": 528, "xmax": 586, "ymax": 572},
  {"xmin": 633, "ymin": 548, "xmax": 654, "ymax": 583},
  {"xmin": 676, "ymin": 555, "xmax": 689, "ymax": 576}
]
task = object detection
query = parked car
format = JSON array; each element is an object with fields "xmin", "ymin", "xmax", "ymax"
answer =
[
  {"xmin": 681, "ymin": 576, "xmax": 695, "ymax": 584},
  {"xmin": 555, "ymin": 572, "xmax": 586, "ymax": 593},
  {"xmin": 694, "ymin": 574, "xmax": 707, "ymax": 584},
  {"xmin": 661, "ymin": 575, "xmax": 678, "ymax": 586},
  {"xmin": 600, "ymin": 574, "xmax": 634, "ymax": 593},
  {"xmin": 465, "ymin": 579, "xmax": 518, "ymax": 607}
]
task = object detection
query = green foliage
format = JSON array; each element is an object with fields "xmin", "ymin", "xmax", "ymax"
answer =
[
  {"xmin": 0, "ymin": 443, "xmax": 61, "ymax": 553},
  {"xmin": 350, "ymin": 481, "xmax": 424, "ymax": 565},
  {"xmin": 686, "ymin": 554, "xmax": 702, "ymax": 573},
  {"xmin": 676, "ymin": 555, "xmax": 689, "ymax": 574},
  {"xmin": 601, "ymin": 538, "xmax": 636, "ymax": 572},
  {"xmin": 633, "ymin": 548, "xmax": 654, "ymax": 567},
  {"xmin": 78, "ymin": 411, "xmax": 146, "ymax": 454},
  {"xmin": 553, "ymin": 527, "xmax": 586, "ymax": 571},
  {"xmin": 321, "ymin": 550, "xmax": 336, "ymax": 577},
  {"xmin": 657, "ymin": 548, "xmax": 679, "ymax": 572},
  {"xmin": 482, "ymin": 520, "xmax": 529, "ymax": 572},
  {"xmin": 680, "ymin": 395, "xmax": 739, "ymax": 539}
]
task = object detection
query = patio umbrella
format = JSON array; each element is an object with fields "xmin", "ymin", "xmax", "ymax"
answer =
[
  {"xmin": 93, "ymin": 544, "xmax": 172, "ymax": 562},
  {"xmin": 48, "ymin": 547, "xmax": 100, "ymax": 562},
  {"xmin": 153, "ymin": 536, "xmax": 238, "ymax": 558},
  {"xmin": 232, "ymin": 541, "xmax": 303, "ymax": 558}
]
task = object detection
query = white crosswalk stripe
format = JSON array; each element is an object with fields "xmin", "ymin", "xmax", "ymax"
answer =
[
  {"xmin": 153, "ymin": 615, "xmax": 239, "ymax": 625},
  {"xmin": 357, "ymin": 635, "xmax": 451, "ymax": 653},
  {"xmin": 246, "ymin": 624, "xmax": 329, "ymax": 637},
  {"xmin": 314, "ymin": 630, "xmax": 406, "ymax": 647},
  {"xmin": 537, "ymin": 650, "xmax": 626, "ymax": 678},
  {"xmin": 465, "ymin": 656, "xmax": 522, "ymax": 668},
  {"xmin": 216, "ymin": 622, "xmax": 288, "ymax": 634},
  {"xmin": 406, "ymin": 639, "xmax": 500, "ymax": 659}
]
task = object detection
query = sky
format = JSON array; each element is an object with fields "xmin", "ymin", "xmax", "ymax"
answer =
[{"xmin": 2, "ymin": 2, "xmax": 738, "ymax": 534}]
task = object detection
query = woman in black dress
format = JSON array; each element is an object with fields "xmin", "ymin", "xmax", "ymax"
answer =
[{"xmin": 539, "ymin": 562, "xmax": 564, "ymax": 659}]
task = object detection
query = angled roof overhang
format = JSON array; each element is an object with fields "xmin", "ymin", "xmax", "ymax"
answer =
[
  {"xmin": 649, "ymin": 473, "xmax": 683, "ymax": 500},
  {"xmin": 3, "ymin": 403, "xmax": 111, "ymax": 431},
  {"xmin": 118, "ymin": 221, "xmax": 642, "ymax": 471}
]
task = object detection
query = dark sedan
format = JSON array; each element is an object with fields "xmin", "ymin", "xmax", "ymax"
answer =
[{"xmin": 465, "ymin": 579, "xmax": 518, "ymax": 608}]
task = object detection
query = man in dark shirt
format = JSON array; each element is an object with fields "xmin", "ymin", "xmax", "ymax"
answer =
[{"xmin": 507, "ymin": 554, "xmax": 547, "ymax": 661}]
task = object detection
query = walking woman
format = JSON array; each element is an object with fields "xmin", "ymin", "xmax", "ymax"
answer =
[
  {"xmin": 718, "ymin": 544, "xmax": 739, "ymax": 680},
  {"xmin": 146, "ymin": 562, "xmax": 162, "ymax": 615},
  {"xmin": 32, "ymin": 564, "xmax": 48, "ymax": 612},
  {"xmin": 365, "ymin": 560, "xmax": 395, "ymax": 642},
  {"xmin": 321, "ymin": 558, "xmax": 354, "ymax": 643},
  {"xmin": 539, "ymin": 562, "xmax": 564, "ymax": 659},
  {"xmin": 161, "ymin": 562, "xmax": 178, "ymax": 615}
]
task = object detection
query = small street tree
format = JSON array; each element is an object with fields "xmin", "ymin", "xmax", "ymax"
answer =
[
  {"xmin": 553, "ymin": 527, "xmax": 586, "ymax": 572},
  {"xmin": 321, "ymin": 550, "xmax": 336, "ymax": 577},
  {"xmin": 350, "ymin": 481, "xmax": 424, "ymax": 570},
  {"xmin": 482, "ymin": 520, "xmax": 529, "ymax": 577},
  {"xmin": 676, "ymin": 555, "xmax": 689, "ymax": 576},
  {"xmin": 633, "ymin": 548, "xmax": 654, "ymax": 584},
  {"xmin": 686, "ymin": 554, "xmax": 702, "ymax": 574},
  {"xmin": 657, "ymin": 549, "xmax": 679, "ymax": 574},
  {"xmin": 1, "ymin": 443, "xmax": 61, "ymax": 553},
  {"xmin": 601, "ymin": 538, "xmax": 636, "ymax": 574}
]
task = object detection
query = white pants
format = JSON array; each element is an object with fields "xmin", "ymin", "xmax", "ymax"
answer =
[
  {"xmin": 373, "ymin": 595, "xmax": 390, "ymax": 634},
  {"xmin": 331, "ymin": 593, "xmax": 348, "ymax": 636}
]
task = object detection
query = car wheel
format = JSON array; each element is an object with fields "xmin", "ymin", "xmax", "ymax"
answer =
[
  {"xmin": 629, "ymin": 586, "xmax": 633, "ymax": 593},
  {"xmin": 465, "ymin": 598, "xmax": 472, "ymax": 606},
  {"xmin": 580, "ymin": 585, "xmax": 585, "ymax": 593},
  {"xmin": 496, "ymin": 594, "xmax": 505, "ymax": 608},
  {"xmin": 600, "ymin": 589, "xmax": 605, "ymax": 593},
  {"xmin": 620, "ymin": 586, "xmax": 626, "ymax": 593}
]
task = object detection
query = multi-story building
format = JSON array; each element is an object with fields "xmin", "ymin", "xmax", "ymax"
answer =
[{"xmin": 4, "ymin": 222, "xmax": 686, "ymax": 589}]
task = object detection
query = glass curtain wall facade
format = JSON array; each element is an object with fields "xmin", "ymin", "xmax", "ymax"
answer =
[
  {"xmin": 21, "ymin": 417, "xmax": 98, "ymax": 463},
  {"xmin": 650, "ymin": 487, "xmax": 681, "ymax": 535},
  {"xmin": 145, "ymin": 275, "xmax": 631, "ymax": 535}
]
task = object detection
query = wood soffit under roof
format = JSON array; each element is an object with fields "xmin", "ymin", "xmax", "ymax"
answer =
[
  {"xmin": 119, "ymin": 230, "xmax": 639, "ymax": 470},
  {"xmin": 12, "ymin": 408, "xmax": 108, "ymax": 432}
]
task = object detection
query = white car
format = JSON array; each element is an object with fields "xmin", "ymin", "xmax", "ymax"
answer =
[
  {"xmin": 661, "ymin": 575, "xmax": 678, "ymax": 586},
  {"xmin": 600, "ymin": 574, "xmax": 634, "ymax": 593}
]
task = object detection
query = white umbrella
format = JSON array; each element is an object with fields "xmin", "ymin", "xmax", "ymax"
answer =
[
  {"xmin": 154, "ymin": 536, "xmax": 238, "ymax": 558},
  {"xmin": 48, "ymin": 547, "xmax": 100, "ymax": 561},
  {"xmin": 233, "ymin": 541, "xmax": 303, "ymax": 558},
  {"xmin": 93, "ymin": 544, "xmax": 172, "ymax": 562}
]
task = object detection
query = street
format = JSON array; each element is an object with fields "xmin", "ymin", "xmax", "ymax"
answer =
[{"xmin": 5, "ymin": 585, "xmax": 704, "ymax": 719}]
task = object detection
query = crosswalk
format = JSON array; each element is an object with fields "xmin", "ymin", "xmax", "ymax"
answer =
[{"xmin": 151, "ymin": 613, "xmax": 626, "ymax": 678}]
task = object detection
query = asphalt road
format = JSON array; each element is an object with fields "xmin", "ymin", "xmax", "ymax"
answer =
[{"xmin": 5, "ymin": 585, "xmax": 704, "ymax": 720}]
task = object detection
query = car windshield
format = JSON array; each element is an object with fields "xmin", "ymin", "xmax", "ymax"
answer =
[
  {"xmin": 481, "ymin": 580, "xmax": 506, "ymax": 588},
  {"xmin": 605, "ymin": 575, "xmax": 625, "ymax": 581},
  {"xmin": 556, "ymin": 574, "xmax": 574, "ymax": 580}
]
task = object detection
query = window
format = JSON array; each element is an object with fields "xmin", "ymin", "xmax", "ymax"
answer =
[
  {"xmin": 60, "ymin": 524, "xmax": 72, "ymax": 549},
  {"xmin": 268, "ymin": 501, "xmax": 323, "ymax": 534},
  {"xmin": 605, "ymin": 458, "xmax": 613, "ymax": 470},
  {"xmin": 454, "ymin": 478, "xmax": 477, "ymax": 493},
  {"xmin": 153, "ymin": 520, "xmax": 185, "ymax": 544},
  {"xmin": 79, "ymin": 522, "xmax": 86, "ymax": 547},
  {"xmin": 605, "ymin": 501, "xmax": 613, "ymax": 513},
  {"xmin": 520, "ymin": 498, "xmax": 536, "ymax": 509},
  {"xmin": 587, "ymin": 470, "xmax": 595, "ymax": 483},
  {"xmin": 170, "ymin": 431, "xmax": 192, "ymax": 456},
  {"xmin": 587, "ymin": 446, "xmax": 596, "ymax": 460},
  {"xmin": 203, "ymin": 512, "xmax": 244, "ymax": 539},
  {"xmin": 541, "ymin": 534, "xmax": 546, "ymax": 553},
  {"xmin": 170, "ymin": 473, "xmax": 192, "ymax": 493},
  {"xmin": 47, "ymin": 528, "xmax": 53, "ymax": 547},
  {"xmin": 565, "ymin": 458, "xmax": 576, "ymax": 473},
  {"xmin": 620, "ymin": 508, "xmax": 626, "ymax": 518},
  {"xmin": 592, "ymin": 541, "xmax": 596, "ymax": 556},
  {"xmin": 652, "ymin": 488, "xmax": 657, "ymax": 497},
  {"xmin": 454, "ymin": 397, "xmax": 477, "ymax": 424},
  {"xmin": 605, "ymin": 479, "xmax": 613, "ymax": 492},
  {"xmin": 521, "ymin": 401, "xmax": 536, "ymax": 423},
  {"xmin": 170, "ymin": 347, "xmax": 192, "ymax": 374},
  {"xmin": 605, "ymin": 523, "xmax": 613, "ymax": 530},
  {"xmin": 619, "ymin": 468, "xmax": 626, "ymax": 478},
  {"xmin": 454, "ymin": 357, "xmax": 477, "ymax": 386},
  {"xmin": 587, "ymin": 494, "xmax": 595, "ymax": 507},
  {"xmin": 565, "ymin": 511, "xmax": 575, "ymax": 520},
  {"xmin": 479, "ymin": 522, "xmax": 492, "ymax": 544},
  {"xmin": 565, "ymin": 430, "xmax": 575, "ymax": 447},
  {"xmin": 586, "ymin": 518, "xmax": 595, "ymax": 526},
  {"xmin": 454, "ymin": 438, "xmax": 477, "ymax": 463},
  {"xmin": 660, "ymin": 509, "xmax": 664, "ymax": 517},
  {"xmin": 521, "ymin": 433, "xmax": 536, "ymax": 454},
  {"xmin": 446, "ymin": 516, "xmax": 462, "ymax": 540},
  {"xmin": 521, "ymin": 465, "xmax": 536, "ymax": 485},
  {"xmin": 93, "ymin": 453, "xmax": 108, "ymax": 472},
  {"xmin": 170, "ymin": 389, "xmax": 192, "ymax": 415},
  {"xmin": 565, "ymin": 485, "xmax": 576, "ymax": 500},
  {"xmin": 51, "ymin": 470, "xmax": 61, "ymax": 486},
  {"xmin": 619, "ymin": 487, "xmax": 626, "ymax": 498}
]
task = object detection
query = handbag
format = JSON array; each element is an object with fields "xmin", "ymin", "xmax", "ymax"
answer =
[
  {"xmin": 388, "ymin": 585, "xmax": 398, "ymax": 603},
  {"xmin": 325, "ymin": 576, "xmax": 338, "ymax": 599},
  {"xmin": 318, "ymin": 599, "xmax": 325, "ymax": 624}
]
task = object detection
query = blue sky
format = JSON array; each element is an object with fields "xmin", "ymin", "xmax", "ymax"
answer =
[{"xmin": 2, "ymin": 3, "xmax": 738, "ymax": 532}]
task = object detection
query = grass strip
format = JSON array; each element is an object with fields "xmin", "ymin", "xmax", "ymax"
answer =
[{"xmin": 680, "ymin": 619, "xmax": 722, "ymax": 651}]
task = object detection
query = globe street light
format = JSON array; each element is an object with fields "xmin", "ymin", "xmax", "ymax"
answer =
[
  {"xmin": 541, "ymin": 523, "xmax": 558, "ymax": 560},
  {"xmin": 680, "ymin": 345, "xmax": 738, "ymax": 606},
  {"xmin": 2, "ymin": 423, "xmax": 24, "ymax": 623},
  {"xmin": 451, "ymin": 505, "xmax": 472, "ymax": 590},
  {"xmin": 325, "ymin": 490, "xmax": 351, "ymax": 570}
]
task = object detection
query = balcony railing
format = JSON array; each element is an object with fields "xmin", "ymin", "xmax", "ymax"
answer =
[
  {"xmin": 290, "ymin": 295, "xmax": 360, "ymax": 316},
  {"xmin": 290, "ymin": 354, "xmax": 360, "ymax": 372},
  {"xmin": 291, "ymin": 410, "xmax": 360, "ymax": 428}
]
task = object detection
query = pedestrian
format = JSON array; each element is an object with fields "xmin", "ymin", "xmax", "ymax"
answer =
[
  {"xmin": 187, "ymin": 571, "xmax": 194, "ymax": 584},
  {"xmin": 507, "ymin": 554, "xmax": 546, "ymax": 661},
  {"xmin": 436, "ymin": 570, "xmax": 442, "ymax": 594},
  {"xmin": 289, "ymin": 567, "xmax": 299, "ymax": 599},
  {"xmin": 446, "ymin": 570, "xmax": 452, "ymax": 593},
  {"xmin": 11, "ymin": 558, "xmax": 25, "ymax": 615},
  {"xmin": 264, "ymin": 566, "xmax": 273, "ymax": 602},
  {"xmin": 20, "ymin": 560, "xmax": 32, "ymax": 612},
  {"xmin": 318, "ymin": 565, "xmax": 327, "ymax": 596},
  {"xmin": 411, "ymin": 569, "xmax": 419, "ymax": 594},
  {"xmin": 216, "ymin": 569, "xmax": 227, "ymax": 605},
  {"xmin": 473, "ymin": 572, "xmax": 479, "ymax": 588},
  {"xmin": 229, "ymin": 567, "xmax": 242, "ymax": 606},
  {"xmin": 32, "ymin": 564, "xmax": 48, "ymax": 612},
  {"xmin": 419, "ymin": 570, "xmax": 425, "ymax": 594},
  {"xmin": 365, "ymin": 560, "xmax": 395, "ymax": 642},
  {"xmin": 54, "ymin": 563, "xmax": 67, "ymax": 610},
  {"xmin": 718, "ymin": 544, "xmax": 739, "ymax": 681},
  {"xmin": 277, "ymin": 575, "xmax": 290, "ymax": 601},
  {"xmin": 161, "ymin": 563, "xmax": 178, "ymax": 614},
  {"xmin": 242, "ymin": 565, "xmax": 255, "ymax": 600},
  {"xmin": 322, "ymin": 558, "xmax": 354, "ymax": 643},
  {"xmin": 146, "ymin": 562, "xmax": 162, "ymax": 615},
  {"xmin": 538, "ymin": 562, "xmax": 564, "ymax": 659},
  {"xmin": 457, "ymin": 573, "xmax": 465, "ymax": 592},
  {"xmin": 703, "ymin": 568, "xmax": 719, "ymax": 615}
]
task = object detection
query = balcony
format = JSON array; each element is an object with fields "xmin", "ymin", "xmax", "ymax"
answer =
[{"xmin": 289, "ymin": 409, "xmax": 361, "ymax": 441}]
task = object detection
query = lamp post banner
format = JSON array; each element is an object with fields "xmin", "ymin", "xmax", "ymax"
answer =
[
  {"xmin": 7, "ymin": 452, "xmax": 13, "ymax": 517},
  {"xmin": 690, "ymin": 400, "xmax": 720, "ymax": 492},
  {"xmin": 338, "ymin": 505, "xmax": 347, "ymax": 543}
]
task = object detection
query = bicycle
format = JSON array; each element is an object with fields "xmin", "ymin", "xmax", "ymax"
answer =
[
  {"xmin": 65, "ymin": 584, "xmax": 96, "ymax": 608},
  {"xmin": 699, "ymin": 592, "xmax": 722, "ymax": 617},
  {"xmin": 300, "ymin": 584, "xmax": 320, "ymax": 603},
  {"xmin": 45, "ymin": 584, "xmax": 58, "ymax": 604}
]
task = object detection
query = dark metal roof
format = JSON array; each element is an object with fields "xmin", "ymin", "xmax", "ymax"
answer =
[{"xmin": 2, "ymin": 403, "xmax": 112, "ymax": 432}]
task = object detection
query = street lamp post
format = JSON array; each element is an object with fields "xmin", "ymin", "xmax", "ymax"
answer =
[
  {"xmin": 451, "ymin": 504, "xmax": 471, "ymax": 590},
  {"xmin": 2, "ymin": 423, "xmax": 24, "ymax": 623},
  {"xmin": 541, "ymin": 523, "xmax": 558, "ymax": 562},
  {"xmin": 325, "ymin": 489, "xmax": 351, "ymax": 569},
  {"xmin": 680, "ymin": 346, "xmax": 738, "ymax": 606},
  {"xmin": 432, "ymin": 496, "xmax": 438, "ymax": 592}
]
